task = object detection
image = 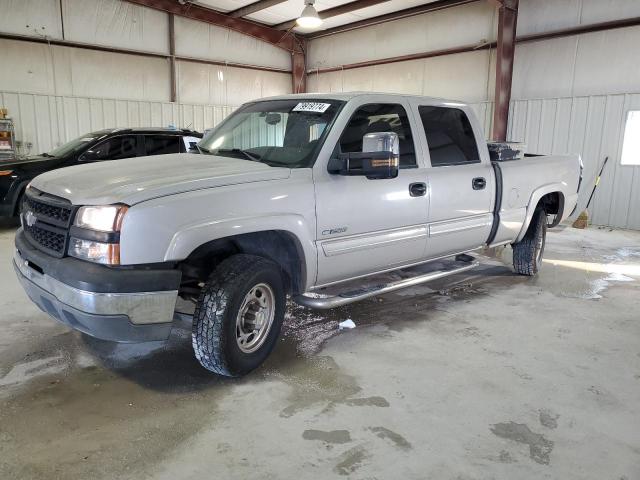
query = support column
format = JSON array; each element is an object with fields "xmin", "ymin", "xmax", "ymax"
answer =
[
  {"xmin": 492, "ymin": 0, "xmax": 518, "ymax": 141},
  {"xmin": 292, "ymin": 38, "xmax": 307, "ymax": 94},
  {"xmin": 169, "ymin": 13, "xmax": 177, "ymax": 103}
]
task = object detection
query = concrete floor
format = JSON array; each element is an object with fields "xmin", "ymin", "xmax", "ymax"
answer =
[{"xmin": 0, "ymin": 220, "xmax": 639, "ymax": 480}]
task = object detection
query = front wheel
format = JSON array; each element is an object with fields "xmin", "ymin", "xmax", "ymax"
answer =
[
  {"xmin": 512, "ymin": 209, "xmax": 547, "ymax": 276},
  {"xmin": 192, "ymin": 254, "xmax": 286, "ymax": 377}
]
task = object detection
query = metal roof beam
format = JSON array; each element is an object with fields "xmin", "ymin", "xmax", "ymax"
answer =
[
  {"xmin": 304, "ymin": 0, "xmax": 480, "ymax": 38},
  {"xmin": 124, "ymin": 0, "xmax": 302, "ymax": 52},
  {"xmin": 228, "ymin": 0, "xmax": 287, "ymax": 18},
  {"xmin": 274, "ymin": 0, "xmax": 391, "ymax": 31}
]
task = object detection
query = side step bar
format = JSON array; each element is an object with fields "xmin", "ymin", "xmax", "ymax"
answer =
[{"xmin": 293, "ymin": 261, "xmax": 479, "ymax": 310}]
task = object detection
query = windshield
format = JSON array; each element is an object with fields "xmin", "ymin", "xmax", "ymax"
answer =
[
  {"xmin": 198, "ymin": 99, "xmax": 344, "ymax": 168},
  {"xmin": 47, "ymin": 131, "xmax": 109, "ymax": 157}
]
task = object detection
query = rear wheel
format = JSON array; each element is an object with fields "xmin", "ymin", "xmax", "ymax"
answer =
[
  {"xmin": 192, "ymin": 254, "xmax": 286, "ymax": 377},
  {"xmin": 512, "ymin": 209, "xmax": 547, "ymax": 276}
]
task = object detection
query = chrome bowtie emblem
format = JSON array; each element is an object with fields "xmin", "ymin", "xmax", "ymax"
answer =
[{"xmin": 24, "ymin": 210, "xmax": 37, "ymax": 227}]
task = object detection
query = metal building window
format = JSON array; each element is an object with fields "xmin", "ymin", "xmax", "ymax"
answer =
[{"xmin": 620, "ymin": 110, "xmax": 640, "ymax": 166}]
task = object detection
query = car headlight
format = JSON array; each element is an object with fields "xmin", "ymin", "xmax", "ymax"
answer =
[
  {"xmin": 68, "ymin": 238, "xmax": 121, "ymax": 265},
  {"xmin": 69, "ymin": 205, "xmax": 128, "ymax": 265},
  {"xmin": 74, "ymin": 205, "xmax": 128, "ymax": 232}
]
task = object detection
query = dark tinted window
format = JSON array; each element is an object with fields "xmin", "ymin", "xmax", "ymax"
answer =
[
  {"xmin": 92, "ymin": 135, "xmax": 138, "ymax": 160},
  {"xmin": 145, "ymin": 135, "xmax": 180, "ymax": 155},
  {"xmin": 339, "ymin": 104, "xmax": 416, "ymax": 167},
  {"xmin": 418, "ymin": 106, "xmax": 480, "ymax": 167}
]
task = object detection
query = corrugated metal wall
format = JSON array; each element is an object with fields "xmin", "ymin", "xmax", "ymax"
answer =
[
  {"xmin": 0, "ymin": 89, "xmax": 236, "ymax": 156},
  {"xmin": 0, "ymin": 0, "xmax": 292, "ymax": 104},
  {"xmin": 305, "ymin": 0, "xmax": 640, "ymax": 230},
  {"xmin": 0, "ymin": 0, "xmax": 291, "ymax": 156},
  {"xmin": 509, "ymin": 93, "xmax": 640, "ymax": 230}
]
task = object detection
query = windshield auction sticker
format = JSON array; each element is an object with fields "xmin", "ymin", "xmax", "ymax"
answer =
[{"xmin": 292, "ymin": 102, "xmax": 331, "ymax": 113}]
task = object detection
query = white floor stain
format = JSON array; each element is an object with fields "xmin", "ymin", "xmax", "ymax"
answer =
[{"xmin": 0, "ymin": 354, "xmax": 66, "ymax": 389}]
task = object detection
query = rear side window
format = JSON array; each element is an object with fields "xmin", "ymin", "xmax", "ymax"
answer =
[
  {"xmin": 418, "ymin": 106, "xmax": 480, "ymax": 167},
  {"xmin": 145, "ymin": 135, "xmax": 180, "ymax": 155},
  {"xmin": 339, "ymin": 103, "xmax": 416, "ymax": 167},
  {"xmin": 92, "ymin": 135, "xmax": 138, "ymax": 160}
]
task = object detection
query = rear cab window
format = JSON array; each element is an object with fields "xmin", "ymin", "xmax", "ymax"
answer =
[{"xmin": 418, "ymin": 106, "xmax": 480, "ymax": 167}]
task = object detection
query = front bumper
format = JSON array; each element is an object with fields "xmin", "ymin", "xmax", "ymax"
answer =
[{"xmin": 14, "ymin": 230, "xmax": 181, "ymax": 342}]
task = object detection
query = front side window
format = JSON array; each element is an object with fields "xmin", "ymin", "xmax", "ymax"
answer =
[
  {"xmin": 91, "ymin": 135, "xmax": 138, "ymax": 160},
  {"xmin": 338, "ymin": 103, "xmax": 416, "ymax": 167},
  {"xmin": 145, "ymin": 135, "xmax": 180, "ymax": 155},
  {"xmin": 47, "ymin": 130, "xmax": 110, "ymax": 157},
  {"xmin": 418, "ymin": 106, "xmax": 480, "ymax": 167},
  {"xmin": 198, "ymin": 99, "xmax": 343, "ymax": 168}
]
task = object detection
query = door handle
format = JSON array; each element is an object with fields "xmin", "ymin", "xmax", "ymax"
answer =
[
  {"xmin": 409, "ymin": 182, "xmax": 427, "ymax": 197},
  {"xmin": 472, "ymin": 177, "xmax": 486, "ymax": 190}
]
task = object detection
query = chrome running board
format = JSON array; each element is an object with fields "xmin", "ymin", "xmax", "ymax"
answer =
[{"xmin": 294, "ymin": 260, "xmax": 479, "ymax": 310}]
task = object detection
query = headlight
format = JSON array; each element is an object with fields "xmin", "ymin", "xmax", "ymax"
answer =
[
  {"xmin": 70, "ymin": 204, "xmax": 128, "ymax": 265},
  {"xmin": 74, "ymin": 205, "xmax": 128, "ymax": 232},
  {"xmin": 68, "ymin": 238, "xmax": 120, "ymax": 265}
]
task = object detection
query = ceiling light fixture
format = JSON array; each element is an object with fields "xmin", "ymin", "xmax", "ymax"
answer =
[{"xmin": 296, "ymin": 0, "xmax": 323, "ymax": 29}]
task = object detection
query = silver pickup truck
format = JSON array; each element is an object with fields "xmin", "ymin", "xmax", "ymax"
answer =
[{"xmin": 13, "ymin": 93, "xmax": 581, "ymax": 376}]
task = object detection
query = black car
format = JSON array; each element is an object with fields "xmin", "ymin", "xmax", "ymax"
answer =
[{"xmin": 0, "ymin": 128, "xmax": 202, "ymax": 217}]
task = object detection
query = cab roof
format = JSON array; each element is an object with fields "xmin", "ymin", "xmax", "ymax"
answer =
[{"xmin": 257, "ymin": 91, "xmax": 467, "ymax": 106}]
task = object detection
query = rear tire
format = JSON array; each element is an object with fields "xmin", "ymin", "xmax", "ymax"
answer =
[
  {"xmin": 512, "ymin": 209, "xmax": 547, "ymax": 276},
  {"xmin": 192, "ymin": 254, "xmax": 286, "ymax": 377}
]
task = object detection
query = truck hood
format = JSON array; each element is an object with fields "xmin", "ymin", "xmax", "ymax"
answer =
[{"xmin": 30, "ymin": 154, "xmax": 291, "ymax": 205}]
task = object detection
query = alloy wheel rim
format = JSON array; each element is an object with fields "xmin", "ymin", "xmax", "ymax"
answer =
[{"xmin": 235, "ymin": 283, "xmax": 276, "ymax": 353}]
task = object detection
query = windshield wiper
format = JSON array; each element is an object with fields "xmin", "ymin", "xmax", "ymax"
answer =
[
  {"xmin": 216, "ymin": 148, "xmax": 262, "ymax": 162},
  {"xmin": 41, "ymin": 153, "xmax": 55, "ymax": 158}
]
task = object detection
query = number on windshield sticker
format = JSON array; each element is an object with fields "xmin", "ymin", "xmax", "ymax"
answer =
[{"xmin": 292, "ymin": 102, "xmax": 331, "ymax": 113}]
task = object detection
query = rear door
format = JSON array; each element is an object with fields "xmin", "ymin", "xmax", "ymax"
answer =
[
  {"xmin": 313, "ymin": 99, "xmax": 429, "ymax": 286},
  {"xmin": 411, "ymin": 103, "xmax": 494, "ymax": 258}
]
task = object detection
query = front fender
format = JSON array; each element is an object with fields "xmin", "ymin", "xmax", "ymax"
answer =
[
  {"xmin": 515, "ymin": 183, "xmax": 566, "ymax": 243},
  {"xmin": 164, "ymin": 214, "xmax": 317, "ymax": 289}
]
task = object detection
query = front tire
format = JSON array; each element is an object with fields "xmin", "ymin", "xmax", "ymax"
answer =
[
  {"xmin": 192, "ymin": 254, "xmax": 286, "ymax": 377},
  {"xmin": 512, "ymin": 209, "xmax": 547, "ymax": 276}
]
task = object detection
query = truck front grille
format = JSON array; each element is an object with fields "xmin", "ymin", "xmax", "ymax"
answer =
[
  {"xmin": 22, "ymin": 192, "xmax": 75, "ymax": 258},
  {"xmin": 24, "ymin": 223, "xmax": 67, "ymax": 256},
  {"xmin": 23, "ymin": 195, "xmax": 72, "ymax": 226}
]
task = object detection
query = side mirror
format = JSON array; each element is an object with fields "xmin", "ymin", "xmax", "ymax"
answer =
[
  {"xmin": 328, "ymin": 132, "xmax": 399, "ymax": 179},
  {"xmin": 79, "ymin": 150, "xmax": 100, "ymax": 162}
]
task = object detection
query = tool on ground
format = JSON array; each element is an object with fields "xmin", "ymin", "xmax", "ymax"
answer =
[{"xmin": 573, "ymin": 156, "xmax": 609, "ymax": 229}]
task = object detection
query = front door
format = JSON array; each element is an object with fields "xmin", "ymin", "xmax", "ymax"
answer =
[{"xmin": 314, "ymin": 101, "xmax": 429, "ymax": 286}]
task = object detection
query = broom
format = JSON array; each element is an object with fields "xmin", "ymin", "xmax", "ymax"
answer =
[{"xmin": 572, "ymin": 156, "xmax": 609, "ymax": 229}]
